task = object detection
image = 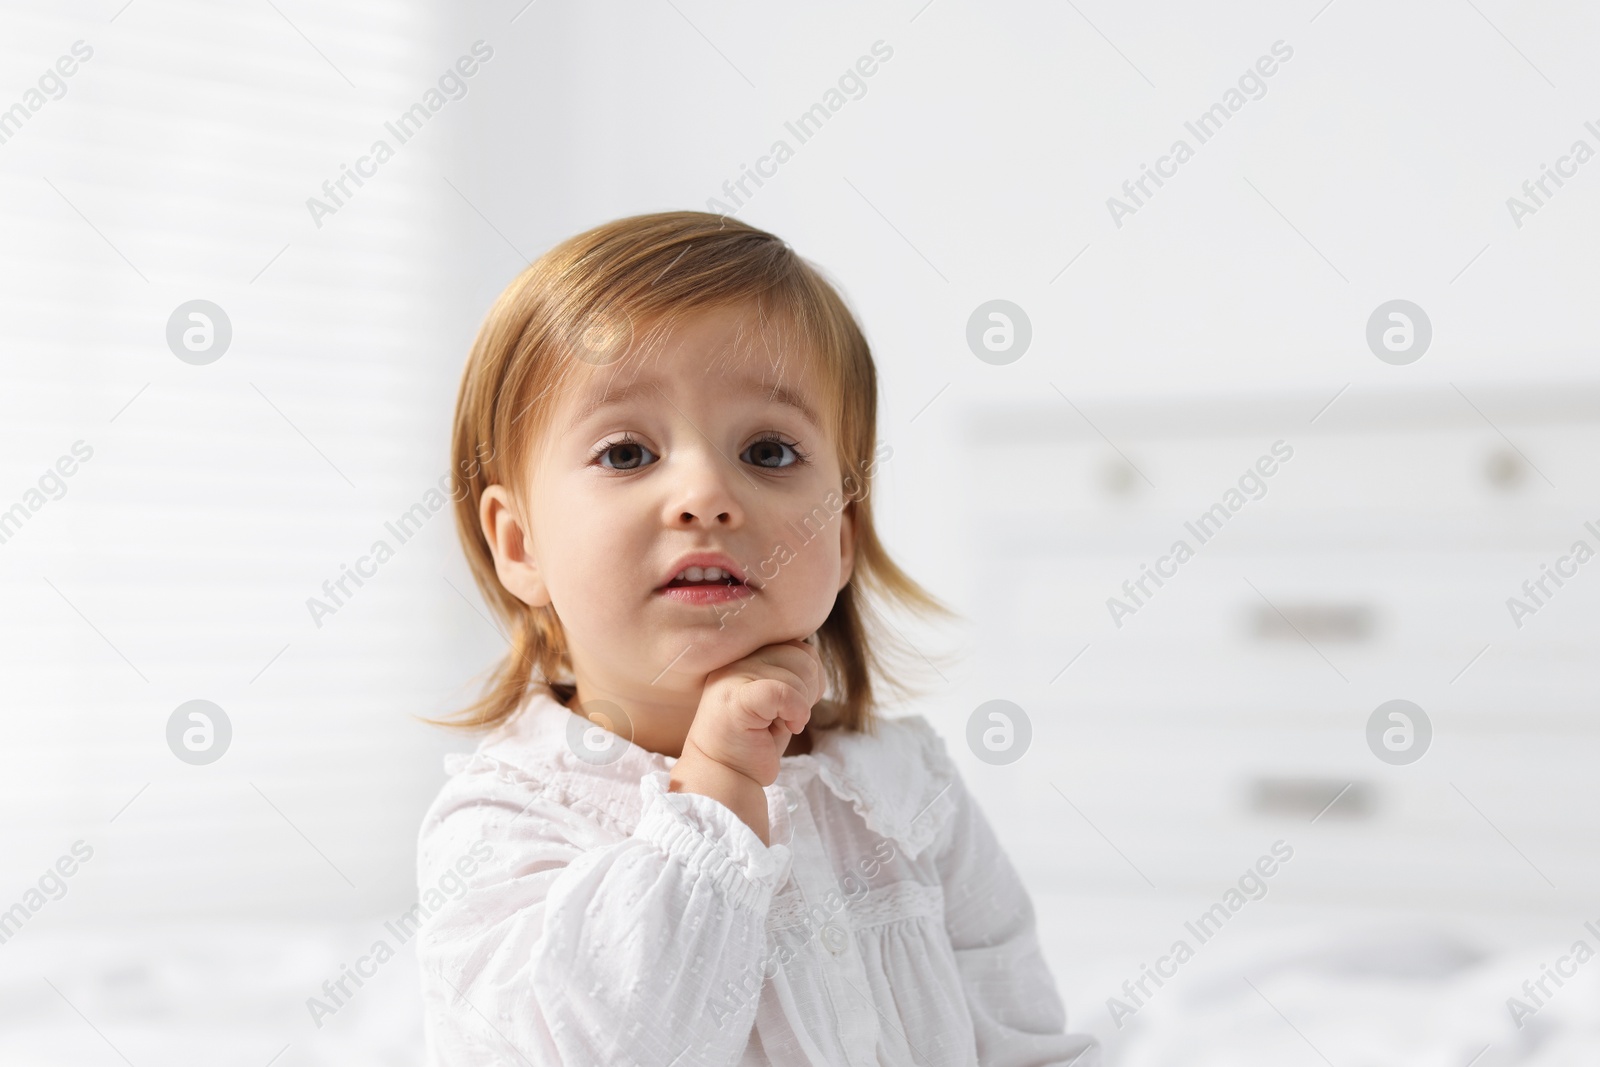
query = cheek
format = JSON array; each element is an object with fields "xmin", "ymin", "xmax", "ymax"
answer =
[
  {"xmin": 536, "ymin": 487, "xmax": 641, "ymax": 611},
  {"xmin": 768, "ymin": 519, "xmax": 846, "ymax": 621}
]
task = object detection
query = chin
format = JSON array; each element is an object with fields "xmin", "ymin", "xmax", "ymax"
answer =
[
  {"xmin": 653, "ymin": 599, "xmax": 831, "ymax": 664},
  {"xmin": 667, "ymin": 624, "xmax": 783, "ymax": 672}
]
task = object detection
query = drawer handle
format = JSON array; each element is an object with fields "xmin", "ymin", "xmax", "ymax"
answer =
[
  {"xmin": 1250, "ymin": 777, "xmax": 1372, "ymax": 820},
  {"xmin": 1252, "ymin": 603, "xmax": 1374, "ymax": 643}
]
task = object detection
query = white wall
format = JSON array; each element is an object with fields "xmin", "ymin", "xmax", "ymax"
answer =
[
  {"xmin": 447, "ymin": 0, "xmax": 1600, "ymax": 915},
  {"xmin": 0, "ymin": 0, "xmax": 487, "ymax": 923}
]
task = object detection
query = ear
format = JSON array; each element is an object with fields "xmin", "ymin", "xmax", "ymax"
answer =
[
  {"xmin": 479, "ymin": 484, "xmax": 551, "ymax": 608},
  {"xmin": 837, "ymin": 500, "xmax": 856, "ymax": 592}
]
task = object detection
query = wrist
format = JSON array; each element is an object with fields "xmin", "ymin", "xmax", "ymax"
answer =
[{"xmin": 670, "ymin": 740, "xmax": 772, "ymax": 845}]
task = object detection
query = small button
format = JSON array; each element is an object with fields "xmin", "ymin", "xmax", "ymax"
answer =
[
  {"xmin": 783, "ymin": 787, "xmax": 799, "ymax": 813},
  {"xmin": 821, "ymin": 922, "xmax": 848, "ymax": 956}
]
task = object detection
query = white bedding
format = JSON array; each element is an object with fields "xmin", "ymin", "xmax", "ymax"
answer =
[
  {"xmin": 1102, "ymin": 925, "xmax": 1600, "ymax": 1066},
  {"xmin": 3, "ymin": 914, "xmax": 1597, "ymax": 1065}
]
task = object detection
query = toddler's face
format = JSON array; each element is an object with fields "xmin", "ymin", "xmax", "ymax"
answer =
[{"xmin": 484, "ymin": 302, "xmax": 855, "ymax": 696}]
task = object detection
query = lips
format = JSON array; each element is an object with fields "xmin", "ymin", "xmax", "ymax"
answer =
[
  {"xmin": 656, "ymin": 581, "xmax": 754, "ymax": 605},
  {"xmin": 656, "ymin": 551, "xmax": 758, "ymax": 592}
]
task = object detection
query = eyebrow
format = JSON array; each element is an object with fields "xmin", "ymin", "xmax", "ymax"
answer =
[{"xmin": 565, "ymin": 374, "xmax": 823, "ymax": 433}]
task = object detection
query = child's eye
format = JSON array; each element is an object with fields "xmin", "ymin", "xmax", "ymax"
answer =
[
  {"xmin": 591, "ymin": 435, "xmax": 657, "ymax": 471},
  {"xmin": 743, "ymin": 434, "xmax": 807, "ymax": 470}
]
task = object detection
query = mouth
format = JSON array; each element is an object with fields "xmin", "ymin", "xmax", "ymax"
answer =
[
  {"xmin": 655, "ymin": 556, "xmax": 757, "ymax": 605},
  {"xmin": 662, "ymin": 565, "xmax": 745, "ymax": 589}
]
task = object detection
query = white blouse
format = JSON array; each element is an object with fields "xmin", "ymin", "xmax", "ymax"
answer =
[{"xmin": 414, "ymin": 687, "xmax": 1099, "ymax": 1066}]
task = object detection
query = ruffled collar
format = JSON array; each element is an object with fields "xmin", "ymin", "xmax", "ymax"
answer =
[{"xmin": 452, "ymin": 687, "xmax": 959, "ymax": 861}]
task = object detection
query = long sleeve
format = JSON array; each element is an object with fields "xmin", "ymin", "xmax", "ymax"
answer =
[
  {"xmin": 934, "ymin": 768, "xmax": 1100, "ymax": 1067},
  {"xmin": 415, "ymin": 754, "xmax": 794, "ymax": 1067}
]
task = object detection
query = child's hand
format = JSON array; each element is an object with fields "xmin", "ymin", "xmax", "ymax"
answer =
[
  {"xmin": 668, "ymin": 637, "xmax": 824, "ymax": 846},
  {"xmin": 683, "ymin": 637, "xmax": 825, "ymax": 789}
]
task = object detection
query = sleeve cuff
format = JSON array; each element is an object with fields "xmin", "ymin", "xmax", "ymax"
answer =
[{"xmin": 636, "ymin": 769, "xmax": 795, "ymax": 910}]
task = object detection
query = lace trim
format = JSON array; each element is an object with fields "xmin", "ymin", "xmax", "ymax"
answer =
[
  {"xmin": 808, "ymin": 715, "xmax": 960, "ymax": 861},
  {"xmin": 437, "ymin": 750, "xmax": 792, "ymax": 908},
  {"xmin": 441, "ymin": 711, "xmax": 963, "ymax": 861}
]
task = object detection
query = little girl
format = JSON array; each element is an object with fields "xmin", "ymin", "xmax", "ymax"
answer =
[{"xmin": 415, "ymin": 211, "xmax": 1099, "ymax": 1066}]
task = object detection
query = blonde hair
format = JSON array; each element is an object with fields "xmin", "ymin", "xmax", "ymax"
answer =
[{"xmin": 437, "ymin": 210, "xmax": 954, "ymax": 737}]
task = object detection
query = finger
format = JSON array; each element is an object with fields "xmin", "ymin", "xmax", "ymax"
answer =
[
  {"xmin": 772, "ymin": 713, "xmax": 800, "ymax": 746},
  {"xmin": 791, "ymin": 642, "xmax": 825, "ymax": 707},
  {"xmin": 778, "ymin": 689, "xmax": 811, "ymax": 735},
  {"xmin": 787, "ymin": 699, "xmax": 812, "ymax": 735},
  {"xmin": 768, "ymin": 638, "xmax": 823, "ymax": 677},
  {"xmin": 739, "ymin": 643, "xmax": 824, "ymax": 715},
  {"xmin": 737, "ymin": 676, "xmax": 808, "ymax": 728},
  {"xmin": 759, "ymin": 649, "xmax": 824, "ymax": 709}
]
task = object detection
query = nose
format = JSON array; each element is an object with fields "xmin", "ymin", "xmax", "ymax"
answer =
[{"xmin": 665, "ymin": 444, "xmax": 745, "ymax": 529}]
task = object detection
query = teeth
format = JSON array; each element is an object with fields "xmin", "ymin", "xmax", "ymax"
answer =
[{"xmin": 674, "ymin": 565, "xmax": 730, "ymax": 582}]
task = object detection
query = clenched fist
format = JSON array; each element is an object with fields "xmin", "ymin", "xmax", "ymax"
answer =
[{"xmin": 669, "ymin": 637, "xmax": 825, "ymax": 845}]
